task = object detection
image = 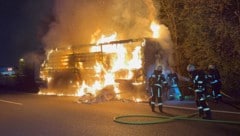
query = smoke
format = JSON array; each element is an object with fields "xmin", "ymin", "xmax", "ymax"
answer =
[
  {"xmin": 39, "ymin": 0, "xmax": 177, "ymax": 98},
  {"xmin": 42, "ymin": 0, "xmax": 159, "ymax": 48},
  {"xmin": 42, "ymin": 0, "xmax": 174, "ymax": 74},
  {"xmin": 22, "ymin": 50, "xmax": 46, "ymax": 79},
  {"xmin": 156, "ymin": 24, "xmax": 174, "ymax": 71}
]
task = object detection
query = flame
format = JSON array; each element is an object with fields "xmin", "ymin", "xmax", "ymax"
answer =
[
  {"xmin": 75, "ymin": 32, "xmax": 143, "ymax": 98},
  {"xmin": 94, "ymin": 62, "xmax": 102, "ymax": 74},
  {"xmin": 111, "ymin": 44, "xmax": 127, "ymax": 71},
  {"xmin": 40, "ymin": 29, "xmax": 151, "ymax": 102},
  {"xmin": 47, "ymin": 77, "xmax": 52, "ymax": 83},
  {"xmin": 128, "ymin": 46, "xmax": 142, "ymax": 69},
  {"xmin": 134, "ymin": 97, "xmax": 142, "ymax": 103},
  {"xmin": 90, "ymin": 33, "xmax": 118, "ymax": 53},
  {"xmin": 150, "ymin": 21, "xmax": 160, "ymax": 38},
  {"xmin": 76, "ymin": 81, "xmax": 100, "ymax": 97},
  {"xmin": 97, "ymin": 32, "xmax": 117, "ymax": 44}
]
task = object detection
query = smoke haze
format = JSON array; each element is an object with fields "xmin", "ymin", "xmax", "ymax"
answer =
[
  {"xmin": 42, "ymin": 0, "xmax": 175, "ymax": 73},
  {"xmin": 42, "ymin": 0, "xmax": 159, "ymax": 48}
]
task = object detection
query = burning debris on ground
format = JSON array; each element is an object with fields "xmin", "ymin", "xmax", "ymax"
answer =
[
  {"xmin": 77, "ymin": 85, "xmax": 150, "ymax": 104},
  {"xmin": 77, "ymin": 85, "xmax": 116, "ymax": 104}
]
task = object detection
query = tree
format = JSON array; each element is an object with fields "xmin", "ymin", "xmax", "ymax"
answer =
[{"xmin": 155, "ymin": 0, "xmax": 240, "ymax": 98}]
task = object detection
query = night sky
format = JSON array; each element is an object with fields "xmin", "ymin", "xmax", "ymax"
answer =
[{"xmin": 0, "ymin": 0, "xmax": 54, "ymax": 67}]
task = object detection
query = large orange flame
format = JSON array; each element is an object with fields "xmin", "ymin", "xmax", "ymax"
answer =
[
  {"xmin": 76, "ymin": 33, "xmax": 142, "ymax": 99},
  {"xmin": 38, "ymin": 21, "xmax": 163, "ymax": 103}
]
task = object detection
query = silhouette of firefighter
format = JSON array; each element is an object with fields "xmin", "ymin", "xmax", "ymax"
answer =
[
  {"xmin": 187, "ymin": 64, "xmax": 212, "ymax": 119},
  {"xmin": 207, "ymin": 64, "xmax": 222, "ymax": 103},
  {"xmin": 148, "ymin": 65, "xmax": 167, "ymax": 112}
]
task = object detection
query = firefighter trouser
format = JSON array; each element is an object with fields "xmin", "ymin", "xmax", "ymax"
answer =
[
  {"xmin": 150, "ymin": 85, "xmax": 163, "ymax": 110},
  {"xmin": 195, "ymin": 90, "xmax": 211, "ymax": 119},
  {"xmin": 211, "ymin": 82, "xmax": 222, "ymax": 100}
]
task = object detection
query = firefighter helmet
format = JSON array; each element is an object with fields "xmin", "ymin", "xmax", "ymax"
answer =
[
  {"xmin": 208, "ymin": 64, "xmax": 215, "ymax": 70},
  {"xmin": 187, "ymin": 64, "xmax": 195, "ymax": 72},
  {"xmin": 156, "ymin": 65, "xmax": 163, "ymax": 71},
  {"xmin": 154, "ymin": 65, "xmax": 163, "ymax": 75}
]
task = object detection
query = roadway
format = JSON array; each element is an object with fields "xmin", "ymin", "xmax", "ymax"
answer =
[{"xmin": 0, "ymin": 93, "xmax": 240, "ymax": 136}]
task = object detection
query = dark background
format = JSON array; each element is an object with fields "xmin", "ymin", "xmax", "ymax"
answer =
[{"xmin": 0, "ymin": 0, "xmax": 54, "ymax": 66}]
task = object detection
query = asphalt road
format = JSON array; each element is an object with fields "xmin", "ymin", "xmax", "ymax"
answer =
[{"xmin": 0, "ymin": 93, "xmax": 240, "ymax": 136}]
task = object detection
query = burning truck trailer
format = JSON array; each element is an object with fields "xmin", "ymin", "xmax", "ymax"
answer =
[{"xmin": 39, "ymin": 38, "xmax": 169, "ymax": 103}]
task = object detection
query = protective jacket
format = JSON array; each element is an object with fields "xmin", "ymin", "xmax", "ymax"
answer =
[
  {"xmin": 149, "ymin": 70, "xmax": 167, "ymax": 112},
  {"xmin": 189, "ymin": 69, "xmax": 211, "ymax": 119}
]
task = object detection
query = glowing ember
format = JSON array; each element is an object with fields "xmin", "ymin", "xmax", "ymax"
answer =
[
  {"xmin": 76, "ymin": 81, "xmax": 101, "ymax": 97},
  {"xmin": 135, "ymin": 98, "xmax": 142, "ymax": 103},
  {"xmin": 47, "ymin": 77, "xmax": 52, "ymax": 83}
]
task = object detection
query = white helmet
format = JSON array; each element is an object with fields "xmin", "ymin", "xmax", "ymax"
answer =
[
  {"xmin": 208, "ymin": 64, "xmax": 215, "ymax": 70},
  {"xmin": 155, "ymin": 65, "xmax": 163, "ymax": 71},
  {"xmin": 187, "ymin": 64, "xmax": 195, "ymax": 72}
]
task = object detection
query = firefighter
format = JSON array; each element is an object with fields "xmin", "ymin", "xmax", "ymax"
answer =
[
  {"xmin": 149, "ymin": 65, "xmax": 167, "ymax": 112},
  {"xmin": 166, "ymin": 70, "xmax": 183, "ymax": 101},
  {"xmin": 207, "ymin": 64, "xmax": 222, "ymax": 103},
  {"xmin": 187, "ymin": 64, "xmax": 212, "ymax": 119}
]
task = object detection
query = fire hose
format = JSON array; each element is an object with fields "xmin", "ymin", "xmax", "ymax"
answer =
[
  {"xmin": 220, "ymin": 91, "xmax": 240, "ymax": 110},
  {"xmin": 113, "ymin": 113, "xmax": 240, "ymax": 125},
  {"xmin": 113, "ymin": 88, "xmax": 240, "ymax": 125},
  {"xmin": 186, "ymin": 86, "xmax": 240, "ymax": 109},
  {"xmin": 113, "ymin": 103, "xmax": 240, "ymax": 125}
]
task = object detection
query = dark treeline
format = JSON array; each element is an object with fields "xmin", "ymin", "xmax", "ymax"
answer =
[{"xmin": 154, "ymin": 0, "xmax": 240, "ymax": 98}]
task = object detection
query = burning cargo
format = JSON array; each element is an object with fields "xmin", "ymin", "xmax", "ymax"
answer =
[{"xmin": 39, "ymin": 38, "xmax": 171, "ymax": 101}]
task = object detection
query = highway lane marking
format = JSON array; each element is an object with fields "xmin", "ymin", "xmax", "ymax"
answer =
[{"xmin": 0, "ymin": 99, "xmax": 23, "ymax": 106}]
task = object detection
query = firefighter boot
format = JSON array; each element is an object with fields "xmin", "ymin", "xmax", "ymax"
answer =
[
  {"xmin": 159, "ymin": 105, "xmax": 163, "ymax": 112},
  {"xmin": 217, "ymin": 94, "xmax": 222, "ymax": 102},
  {"xmin": 214, "ymin": 98, "xmax": 219, "ymax": 104},
  {"xmin": 151, "ymin": 104, "xmax": 155, "ymax": 112},
  {"xmin": 203, "ymin": 110, "xmax": 212, "ymax": 120},
  {"xmin": 198, "ymin": 109, "xmax": 204, "ymax": 117}
]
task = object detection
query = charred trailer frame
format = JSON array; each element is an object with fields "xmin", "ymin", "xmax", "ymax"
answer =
[{"xmin": 39, "ymin": 38, "xmax": 169, "ymax": 97}]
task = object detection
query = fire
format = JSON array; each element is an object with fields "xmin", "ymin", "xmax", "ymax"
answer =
[
  {"xmin": 47, "ymin": 77, "xmax": 52, "ymax": 83},
  {"xmin": 134, "ymin": 97, "xmax": 142, "ymax": 103},
  {"xmin": 39, "ymin": 20, "xmax": 163, "ymax": 103},
  {"xmin": 90, "ymin": 32, "xmax": 118, "ymax": 53},
  {"xmin": 150, "ymin": 21, "xmax": 160, "ymax": 38},
  {"xmin": 75, "ymin": 32, "xmax": 143, "ymax": 99},
  {"xmin": 103, "ymin": 72, "xmax": 115, "ymax": 86},
  {"xmin": 111, "ymin": 44, "xmax": 127, "ymax": 71},
  {"xmin": 39, "ymin": 32, "xmax": 145, "ymax": 101},
  {"xmin": 76, "ymin": 81, "xmax": 101, "ymax": 97},
  {"xmin": 97, "ymin": 32, "xmax": 117, "ymax": 44},
  {"xmin": 128, "ymin": 46, "xmax": 142, "ymax": 69}
]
